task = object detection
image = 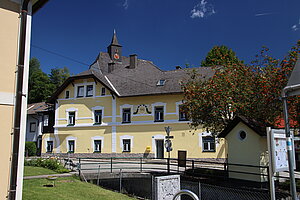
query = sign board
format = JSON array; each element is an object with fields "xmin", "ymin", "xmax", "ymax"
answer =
[
  {"xmin": 165, "ymin": 136, "xmax": 174, "ymax": 139},
  {"xmin": 267, "ymin": 128, "xmax": 295, "ymax": 173},
  {"xmin": 152, "ymin": 175, "xmax": 180, "ymax": 200}
]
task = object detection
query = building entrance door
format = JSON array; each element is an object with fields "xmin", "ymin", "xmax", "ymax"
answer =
[{"xmin": 156, "ymin": 140, "xmax": 164, "ymax": 158}]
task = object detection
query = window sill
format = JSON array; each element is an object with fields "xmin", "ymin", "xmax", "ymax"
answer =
[
  {"xmin": 93, "ymin": 123, "xmax": 102, "ymax": 125},
  {"xmin": 77, "ymin": 96, "xmax": 84, "ymax": 98},
  {"xmin": 122, "ymin": 151, "xmax": 131, "ymax": 153},
  {"xmin": 122, "ymin": 121, "xmax": 131, "ymax": 124},
  {"xmin": 93, "ymin": 151, "xmax": 101, "ymax": 153},
  {"xmin": 68, "ymin": 151, "xmax": 74, "ymax": 153},
  {"xmin": 202, "ymin": 150, "xmax": 216, "ymax": 153},
  {"xmin": 67, "ymin": 124, "xmax": 75, "ymax": 127},
  {"xmin": 154, "ymin": 120, "xmax": 164, "ymax": 122}
]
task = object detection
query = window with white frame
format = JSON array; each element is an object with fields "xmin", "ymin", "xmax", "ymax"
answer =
[
  {"xmin": 68, "ymin": 140, "xmax": 75, "ymax": 153},
  {"xmin": 94, "ymin": 110, "xmax": 102, "ymax": 124},
  {"xmin": 122, "ymin": 139, "xmax": 131, "ymax": 152},
  {"xmin": 30, "ymin": 122, "xmax": 36, "ymax": 132},
  {"xmin": 122, "ymin": 108, "xmax": 131, "ymax": 123},
  {"xmin": 94, "ymin": 140, "xmax": 102, "ymax": 153},
  {"xmin": 86, "ymin": 85, "xmax": 93, "ymax": 97},
  {"xmin": 178, "ymin": 105, "xmax": 188, "ymax": 121},
  {"xmin": 43, "ymin": 115, "xmax": 49, "ymax": 126},
  {"xmin": 68, "ymin": 112, "xmax": 75, "ymax": 126},
  {"xmin": 202, "ymin": 136, "xmax": 216, "ymax": 152},
  {"xmin": 77, "ymin": 86, "xmax": 84, "ymax": 97},
  {"xmin": 101, "ymin": 87, "xmax": 106, "ymax": 96},
  {"xmin": 47, "ymin": 141, "xmax": 53, "ymax": 153},
  {"xmin": 154, "ymin": 106, "xmax": 164, "ymax": 122},
  {"xmin": 65, "ymin": 90, "xmax": 70, "ymax": 99}
]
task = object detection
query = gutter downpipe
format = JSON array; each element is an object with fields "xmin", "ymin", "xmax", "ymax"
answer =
[
  {"xmin": 9, "ymin": 0, "xmax": 30, "ymax": 199},
  {"xmin": 282, "ymin": 84, "xmax": 300, "ymax": 200}
]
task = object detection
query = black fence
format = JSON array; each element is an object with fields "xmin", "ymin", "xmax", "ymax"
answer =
[{"xmin": 72, "ymin": 157, "xmax": 294, "ymax": 199}]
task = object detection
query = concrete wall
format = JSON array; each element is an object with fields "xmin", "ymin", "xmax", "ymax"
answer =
[{"xmin": 226, "ymin": 122, "xmax": 268, "ymax": 182}]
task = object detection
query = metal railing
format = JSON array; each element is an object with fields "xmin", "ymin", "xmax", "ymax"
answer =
[{"xmin": 75, "ymin": 157, "xmax": 270, "ymax": 181}]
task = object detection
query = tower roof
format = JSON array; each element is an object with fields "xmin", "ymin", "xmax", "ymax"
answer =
[{"xmin": 110, "ymin": 29, "xmax": 121, "ymax": 46}]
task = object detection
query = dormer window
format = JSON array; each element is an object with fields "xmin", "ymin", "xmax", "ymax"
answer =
[
  {"xmin": 156, "ymin": 80, "xmax": 166, "ymax": 86},
  {"xmin": 86, "ymin": 85, "xmax": 93, "ymax": 97},
  {"xmin": 101, "ymin": 87, "xmax": 106, "ymax": 96},
  {"xmin": 65, "ymin": 91, "xmax": 70, "ymax": 99},
  {"xmin": 77, "ymin": 86, "xmax": 84, "ymax": 98}
]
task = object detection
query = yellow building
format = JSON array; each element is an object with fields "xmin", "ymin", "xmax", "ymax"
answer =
[
  {"xmin": 44, "ymin": 32, "xmax": 226, "ymax": 160},
  {"xmin": 0, "ymin": 0, "xmax": 48, "ymax": 199}
]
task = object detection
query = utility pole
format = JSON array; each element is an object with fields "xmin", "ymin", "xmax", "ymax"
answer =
[{"xmin": 281, "ymin": 54, "xmax": 300, "ymax": 200}]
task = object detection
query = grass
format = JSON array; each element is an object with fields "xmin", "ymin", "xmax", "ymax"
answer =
[
  {"xmin": 22, "ymin": 166, "xmax": 136, "ymax": 200},
  {"xmin": 24, "ymin": 166, "xmax": 58, "ymax": 177},
  {"xmin": 23, "ymin": 176, "xmax": 136, "ymax": 200}
]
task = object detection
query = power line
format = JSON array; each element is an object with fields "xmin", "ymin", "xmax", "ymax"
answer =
[
  {"xmin": 31, "ymin": 44, "xmax": 90, "ymax": 66},
  {"xmin": 32, "ymin": 44, "xmax": 176, "ymax": 92}
]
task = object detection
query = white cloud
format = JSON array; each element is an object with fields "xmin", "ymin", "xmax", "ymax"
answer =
[
  {"xmin": 123, "ymin": 0, "xmax": 129, "ymax": 10},
  {"xmin": 191, "ymin": 0, "xmax": 216, "ymax": 19},
  {"xmin": 292, "ymin": 24, "xmax": 299, "ymax": 31},
  {"xmin": 254, "ymin": 12, "xmax": 274, "ymax": 17},
  {"xmin": 291, "ymin": 18, "xmax": 300, "ymax": 31}
]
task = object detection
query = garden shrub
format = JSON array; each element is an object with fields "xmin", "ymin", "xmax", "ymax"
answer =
[
  {"xmin": 25, "ymin": 142, "xmax": 37, "ymax": 156},
  {"xmin": 24, "ymin": 158, "xmax": 70, "ymax": 173}
]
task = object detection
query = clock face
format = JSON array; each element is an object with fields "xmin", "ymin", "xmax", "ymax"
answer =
[{"xmin": 114, "ymin": 53, "xmax": 119, "ymax": 60}]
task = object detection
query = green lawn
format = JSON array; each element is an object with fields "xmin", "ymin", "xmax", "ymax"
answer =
[
  {"xmin": 24, "ymin": 166, "xmax": 58, "ymax": 177},
  {"xmin": 22, "ymin": 166, "xmax": 136, "ymax": 200}
]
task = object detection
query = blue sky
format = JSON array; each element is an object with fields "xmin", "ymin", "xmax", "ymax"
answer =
[{"xmin": 31, "ymin": 0, "xmax": 300, "ymax": 75}]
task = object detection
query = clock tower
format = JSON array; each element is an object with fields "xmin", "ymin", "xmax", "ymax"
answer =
[{"xmin": 107, "ymin": 30, "xmax": 122, "ymax": 63}]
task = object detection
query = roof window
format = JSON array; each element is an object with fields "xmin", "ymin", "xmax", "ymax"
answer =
[{"xmin": 157, "ymin": 80, "xmax": 166, "ymax": 86}]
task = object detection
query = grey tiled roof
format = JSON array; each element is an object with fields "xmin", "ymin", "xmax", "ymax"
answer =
[
  {"xmin": 27, "ymin": 102, "xmax": 52, "ymax": 115},
  {"xmin": 88, "ymin": 52, "xmax": 214, "ymax": 97},
  {"xmin": 50, "ymin": 52, "xmax": 214, "ymax": 101}
]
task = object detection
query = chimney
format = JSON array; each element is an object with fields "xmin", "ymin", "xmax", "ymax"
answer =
[
  {"xmin": 108, "ymin": 62, "xmax": 115, "ymax": 73},
  {"xmin": 129, "ymin": 54, "xmax": 137, "ymax": 69}
]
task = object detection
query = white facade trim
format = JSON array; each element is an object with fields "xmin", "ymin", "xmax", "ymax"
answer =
[
  {"xmin": 112, "ymin": 98, "xmax": 117, "ymax": 152},
  {"xmin": 0, "ymin": 92, "xmax": 15, "ymax": 105},
  {"xmin": 104, "ymin": 75, "xmax": 121, "ymax": 96},
  {"xmin": 54, "ymin": 119, "xmax": 190, "ymax": 128},
  {"xmin": 92, "ymin": 105, "xmax": 104, "ymax": 124},
  {"xmin": 120, "ymin": 135, "xmax": 134, "ymax": 150},
  {"xmin": 151, "ymin": 102, "xmax": 167, "ymax": 115},
  {"xmin": 91, "ymin": 136, "xmax": 104, "ymax": 152},
  {"xmin": 152, "ymin": 134, "xmax": 165, "ymax": 158},
  {"xmin": 198, "ymin": 131, "xmax": 212, "ymax": 148},
  {"xmin": 54, "ymin": 102, "xmax": 61, "ymax": 153},
  {"xmin": 175, "ymin": 101, "xmax": 183, "ymax": 115},
  {"xmin": 73, "ymin": 81, "xmax": 96, "ymax": 99},
  {"xmin": 44, "ymin": 137, "xmax": 55, "ymax": 152},
  {"xmin": 66, "ymin": 136, "xmax": 77, "ymax": 152},
  {"xmin": 112, "ymin": 126, "xmax": 117, "ymax": 152}
]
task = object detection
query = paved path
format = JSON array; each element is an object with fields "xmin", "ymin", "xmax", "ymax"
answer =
[{"xmin": 23, "ymin": 172, "xmax": 77, "ymax": 180}]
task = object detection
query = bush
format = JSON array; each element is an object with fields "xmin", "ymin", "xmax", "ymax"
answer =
[
  {"xmin": 25, "ymin": 142, "xmax": 37, "ymax": 156},
  {"xmin": 24, "ymin": 158, "xmax": 70, "ymax": 173}
]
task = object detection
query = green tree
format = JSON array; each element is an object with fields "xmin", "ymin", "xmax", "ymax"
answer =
[
  {"xmin": 49, "ymin": 67, "xmax": 70, "ymax": 90},
  {"xmin": 201, "ymin": 45, "xmax": 243, "ymax": 67},
  {"xmin": 28, "ymin": 58, "xmax": 54, "ymax": 103},
  {"xmin": 182, "ymin": 42, "xmax": 300, "ymax": 133}
]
